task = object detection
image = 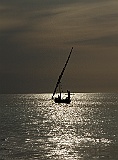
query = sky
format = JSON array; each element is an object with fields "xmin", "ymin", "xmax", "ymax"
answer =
[{"xmin": 1, "ymin": 0, "xmax": 118, "ymax": 93}]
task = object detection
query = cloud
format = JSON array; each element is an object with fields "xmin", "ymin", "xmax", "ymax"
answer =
[
  {"xmin": 1, "ymin": 0, "xmax": 118, "ymax": 49},
  {"xmin": 69, "ymin": 34, "xmax": 118, "ymax": 47},
  {"xmin": 1, "ymin": 0, "xmax": 118, "ymax": 93}
]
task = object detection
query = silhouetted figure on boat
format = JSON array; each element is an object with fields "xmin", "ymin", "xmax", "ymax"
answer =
[{"xmin": 67, "ymin": 90, "xmax": 70, "ymax": 100}]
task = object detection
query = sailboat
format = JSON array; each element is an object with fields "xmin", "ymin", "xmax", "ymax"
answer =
[{"xmin": 52, "ymin": 47, "xmax": 73, "ymax": 104}]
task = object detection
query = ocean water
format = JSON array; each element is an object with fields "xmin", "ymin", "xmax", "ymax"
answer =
[{"xmin": 0, "ymin": 93, "xmax": 118, "ymax": 160}]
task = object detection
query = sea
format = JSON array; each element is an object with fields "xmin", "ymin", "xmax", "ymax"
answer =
[{"xmin": 0, "ymin": 93, "xmax": 118, "ymax": 160}]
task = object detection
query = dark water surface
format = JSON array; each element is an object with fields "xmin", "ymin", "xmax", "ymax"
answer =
[{"xmin": 0, "ymin": 93, "xmax": 118, "ymax": 160}]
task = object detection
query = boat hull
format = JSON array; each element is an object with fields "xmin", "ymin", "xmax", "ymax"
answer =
[{"xmin": 54, "ymin": 97, "xmax": 71, "ymax": 104}]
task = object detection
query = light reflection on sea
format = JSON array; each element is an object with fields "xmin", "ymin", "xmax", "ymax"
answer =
[{"xmin": 0, "ymin": 93, "xmax": 118, "ymax": 160}]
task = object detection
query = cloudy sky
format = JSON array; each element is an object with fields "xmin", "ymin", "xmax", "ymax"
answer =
[{"xmin": 1, "ymin": 0, "xmax": 118, "ymax": 93}]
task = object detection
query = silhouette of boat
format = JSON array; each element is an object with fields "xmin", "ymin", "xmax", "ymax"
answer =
[{"xmin": 52, "ymin": 47, "xmax": 73, "ymax": 104}]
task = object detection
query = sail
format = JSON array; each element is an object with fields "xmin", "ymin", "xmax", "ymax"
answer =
[{"xmin": 52, "ymin": 47, "xmax": 73, "ymax": 98}]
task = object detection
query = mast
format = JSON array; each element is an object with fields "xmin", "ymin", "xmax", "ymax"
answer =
[{"xmin": 52, "ymin": 47, "xmax": 73, "ymax": 98}]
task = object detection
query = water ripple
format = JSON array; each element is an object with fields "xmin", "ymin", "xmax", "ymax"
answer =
[{"xmin": 0, "ymin": 93, "xmax": 118, "ymax": 159}]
